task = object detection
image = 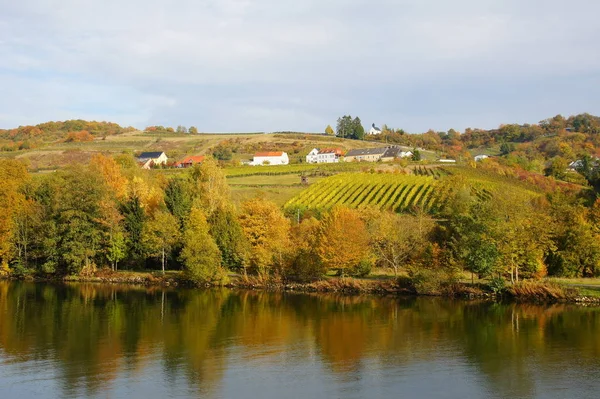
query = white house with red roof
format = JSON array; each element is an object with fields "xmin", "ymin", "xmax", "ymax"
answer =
[
  {"xmin": 306, "ymin": 148, "xmax": 344, "ymax": 163},
  {"xmin": 251, "ymin": 151, "xmax": 289, "ymax": 166}
]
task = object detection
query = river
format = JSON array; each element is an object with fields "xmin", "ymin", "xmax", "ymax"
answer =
[{"xmin": 0, "ymin": 281, "xmax": 599, "ymax": 398}]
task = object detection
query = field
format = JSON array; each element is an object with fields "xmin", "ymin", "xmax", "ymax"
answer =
[{"xmin": 284, "ymin": 167, "xmax": 543, "ymax": 214}]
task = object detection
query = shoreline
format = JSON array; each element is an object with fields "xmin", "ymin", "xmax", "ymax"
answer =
[{"xmin": 3, "ymin": 270, "xmax": 600, "ymax": 305}]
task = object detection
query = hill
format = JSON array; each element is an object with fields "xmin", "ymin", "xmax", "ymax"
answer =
[{"xmin": 283, "ymin": 166, "xmax": 552, "ymax": 215}]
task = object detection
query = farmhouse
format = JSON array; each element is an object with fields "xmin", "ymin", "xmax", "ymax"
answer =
[
  {"xmin": 345, "ymin": 146, "xmax": 409, "ymax": 162},
  {"xmin": 251, "ymin": 151, "xmax": 289, "ymax": 166},
  {"xmin": 344, "ymin": 147, "xmax": 388, "ymax": 162},
  {"xmin": 175, "ymin": 155, "xmax": 205, "ymax": 168},
  {"xmin": 137, "ymin": 151, "xmax": 168, "ymax": 169},
  {"xmin": 474, "ymin": 155, "xmax": 489, "ymax": 162},
  {"xmin": 306, "ymin": 148, "xmax": 344, "ymax": 164},
  {"xmin": 306, "ymin": 148, "xmax": 319, "ymax": 163},
  {"xmin": 368, "ymin": 123, "xmax": 382, "ymax": 135}
]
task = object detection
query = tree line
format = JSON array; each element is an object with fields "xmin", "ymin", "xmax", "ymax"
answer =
[{"xmin": 1, "ymin": 156, "xmax": 599, "ymax": 288}]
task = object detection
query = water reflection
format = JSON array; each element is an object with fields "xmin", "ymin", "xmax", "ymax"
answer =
[{"xmin": 0, "ymin": 282, "xmax": 599, "ymax": 398}]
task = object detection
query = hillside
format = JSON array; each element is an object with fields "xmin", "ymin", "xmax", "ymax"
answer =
[
  {"xmin": 0, "ymin": 127, "xmax": 427, "ymax": 171},
  {"xmin": 284, "ymin": 166, "xmax": 550, "ymax": 215}
]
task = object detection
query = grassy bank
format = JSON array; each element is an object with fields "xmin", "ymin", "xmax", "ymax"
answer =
[{"xmin": 5, "ymin": 269, "xmax": 600, "ymax": 304}]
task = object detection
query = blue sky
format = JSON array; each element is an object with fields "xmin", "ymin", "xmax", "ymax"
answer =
[{"xmin": 1, "ymin": 0, "xmax": 599, "ymax": 132}]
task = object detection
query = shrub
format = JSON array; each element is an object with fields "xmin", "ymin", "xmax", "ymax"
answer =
[
  {"xmin": 350, "ymin": 258, "xmax": 373, "ymax": 277},
  {"xmin": 488, "ymin": 276, "xmax": 506, "ymax": 294}
]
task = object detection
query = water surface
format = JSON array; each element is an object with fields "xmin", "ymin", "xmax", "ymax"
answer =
[{"xmin": 1, "ymin": 282, "xmax": 599, "ymax": 398}]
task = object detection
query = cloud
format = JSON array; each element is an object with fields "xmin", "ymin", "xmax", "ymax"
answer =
[{"xmin": 1, "ymin": 0, "xmax": 599, "ymax": 132}]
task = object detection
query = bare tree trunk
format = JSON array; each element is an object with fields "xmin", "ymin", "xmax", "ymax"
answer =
[{"xmin": 162, "ymin": 247, "xmax": 165, "ymax": 274}]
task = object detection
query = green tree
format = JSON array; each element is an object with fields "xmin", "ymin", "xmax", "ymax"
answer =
[
  {"xmin": 208, "ymin": 204, "xmax": 248, "ymax": 271},
  {"xmin": 180, "ymin": 207, "xmax": 222, "ymax": 283},
  {"xmin": 212, "ymin": 144, "xmax": 233, "ymax": 161},
  {"xmin": 52, "ymin": 168, "xmax": 108, "ymax": 275},
  {"xmin": 188, "ymin": 126, "xmax": 199, "ymax": 134},
  {"xmin": 336, "ymin": 115, "xmax": 365, "ymax": 140},
  {"xmin": 412, "ymin": 149, "xmax": 421, "ymax": 161},
  {"xmin": 121, "ymin": 196, "xmax": 147, "ymax": 267},
  {"xmin": 164, "ymin": 178, "xmax": 192, "ymax": 227}
]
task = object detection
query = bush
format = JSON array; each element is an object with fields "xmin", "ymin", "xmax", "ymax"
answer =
[
  {"xmin": 350, "ymin": 258, "xmax": 373, "ymax": 277},
  {"xmin": 488, "ymin": 276, "xmax": 506, "ymax": 294}
]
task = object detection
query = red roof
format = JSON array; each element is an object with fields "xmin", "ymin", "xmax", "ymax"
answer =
[
  {"xmin": 175, "ymin": 155, "xmax": 205, "ymax": 167},
  {"xmin": 318, "ymin": 148, "xmax": 343, "ymax": 155},
  {"xmin": 254, "ymin": 151, "xmax": 284, "ymax": 157},
  {"xmin": 179, "ymin": 155, "xmax": 205, "ymax": 164}
]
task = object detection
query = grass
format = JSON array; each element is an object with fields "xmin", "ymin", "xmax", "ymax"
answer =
[
  {"xmin": 230, "ymin": 185, "xmax": 306, "ymax": 207},
  {"xmin": 228, "ymin": 174, "xmax": 324, "ymax": 186}
]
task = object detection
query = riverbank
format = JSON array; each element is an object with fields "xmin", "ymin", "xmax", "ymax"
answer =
[{"xmin": 3, "ymin": 269, "xmax": 600, "ymax": 305}]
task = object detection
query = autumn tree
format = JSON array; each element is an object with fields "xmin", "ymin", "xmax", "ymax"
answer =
[
  {"xmin": 325, "ymin": 125, "xmax": 334, "ymax": 135},
  {"xmin": 180, "ymin": 207, "xmax": 222, "ymax": 283},
  {"xmin": 90, "ymin": 154, "xmax": 128, "ymax": 200},
  {"xmin": 238, "ymin": 199, "xmax": 290, "ymax": 277},
  {"xmin": 142, "ymin": 209, "xmax": 180, "ymax": 273},
  {"xmin": 369, "ymin": 210, "xmax": 434, "ymax": 276},
  {"xmin": 0, "ymin": 160, "xmax": 30, "ymax": 272},
  {"xmin": 188, "ymin": 159, "xmax": 248, "ymax": 270},
  {"xmin": 288, "ymin": 217, "xmax": 324, "ymax": 281},
  {"xmin": 188, "ymin": 126, "xmax": 199, "ymax": 134},
  {"xmin": 317, "ymin": 206, "xmax": 371, "ymax": 276}
]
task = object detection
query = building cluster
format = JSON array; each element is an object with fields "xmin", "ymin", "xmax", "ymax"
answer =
[{"xmin": 136, "ymin": 144, "xmax": 417, "ymax": 170}]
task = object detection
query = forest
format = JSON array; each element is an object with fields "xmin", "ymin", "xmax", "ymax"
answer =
[{"xmin": 1, "ymin": 149, "xmax": 599, "ymax": 295}]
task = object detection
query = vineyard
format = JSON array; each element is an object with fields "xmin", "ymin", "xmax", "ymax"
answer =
[
  {"xmin": 285, "ymin": 173, "xmax": 447, "ymax": 213},
  {"xmin": 412, "ymin": 165, "xmax": 449, "ymax": 178},
  {"xmin": 284, "ymin": 170, "xmax": 541, "ymax": 214}
]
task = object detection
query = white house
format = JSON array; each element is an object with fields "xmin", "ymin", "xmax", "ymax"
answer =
[
  {"xmin": 438, "ymin": 159, "xmax": 456, "ymax": 163},
  {"xmin": 399, "ymin": 151, "xmax": 413, "ymax": 158},
  {"xmin": 368, "ymin": 123, "xmax": 382, "ymax": 135},
  {"xmin": 137, "ymin": 151, "xmax": 168, "ymax": 169},
  {"xmin": 306, "ymin": 148, "xmax": 319, "ymax": 163},
  {"xmin": 317, "ymin": 148, "xmax": 343, "ymax": 163},
  {"xmin": 251, "ymin": 151, "xmax": 289, "ymax": 166},
  {"xmin": 474, "ymin": 155, "xmax": 489, "ymax": 162}
]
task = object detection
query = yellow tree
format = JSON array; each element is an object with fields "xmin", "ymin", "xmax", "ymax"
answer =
[
  {"xmin": 369, "ymin": 209, "xmax": 435, "ymax": 276},
  {"xmin": 188, "ymin": 158, "xmax": 230, "ymax": 215},
  {"xmin": 289, "ymin": 217, "xmax": 325, "ymax": 281},
  {"xmin": 0, "ymin": 160, "xmax": 30, "ymax": 272},
  {"xmin": 90, "ymin": 154, "xmax": 128, "ymax": 200},
  {"xmin": 317, "ymin": 206, "xmax": 371, "ymax": 276},
  {"xmin": 142, "ymin": 210, "xmax": 181, "ymax": 273},
  {"xmin": 238, "ymin": 199, "xmax": 290, "ymax": 277}
]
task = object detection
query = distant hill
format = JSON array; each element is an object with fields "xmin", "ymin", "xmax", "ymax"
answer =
[{"xmin": 0, "ymin": 120, "xmax": 135, "ymax": 150}]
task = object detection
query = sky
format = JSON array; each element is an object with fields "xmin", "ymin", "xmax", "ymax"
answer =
[{"xmin": 1, "ymin": 0, "xmax": 599, "ymax": 133}]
